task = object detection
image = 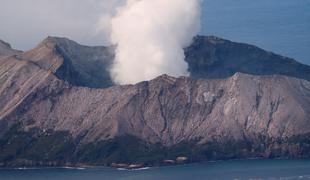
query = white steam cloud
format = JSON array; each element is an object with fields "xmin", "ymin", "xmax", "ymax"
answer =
[{"xmin": 99, "ymin": 0, "xmax": 201, "ymax": 84}]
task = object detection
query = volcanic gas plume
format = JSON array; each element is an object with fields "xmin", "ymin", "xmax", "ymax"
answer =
[{"xmin": 98, "ymin": 0, "xmax": 201, "ymax": 84}]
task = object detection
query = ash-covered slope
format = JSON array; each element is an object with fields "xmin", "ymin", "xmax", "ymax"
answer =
[
  {"xmin": 3, "ymin": 73, "xmax": 310, "ymax": 144},
  {"xmin": 21, "ymin": 37, "xmax": 114, "ymax": 88},
  {"xmin": 0, "ymin": 60, "xmax": 310, "ymax": 166},
  {"xmin": 0, "ymin": 36, "xmax": 310, "ymax": 167}
]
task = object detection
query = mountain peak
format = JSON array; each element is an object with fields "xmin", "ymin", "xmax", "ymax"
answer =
[
  {"xmin": 186, "ymin": 36, "xmax": 310, "ymax": 82},
  {"xmin": 154, "ymin": 74, "xmax": 177, "ymax": 81},
  {"xmin": 0, "ymin": 39, "xmax": 12, "ymax": 49},
  {"xmin": 41, "ymin": 36, "xmax": 80, "ymax": 48},
  {"xmin": 0, "ymin": 39, "xmax": 21, "ymax": 56},
  {"xmin": 195, "ymin": 35, "xmax": 229, "ymax": 44},
  {"xmin": 21, "ymin": 36, "xmax": 114, "ymax": 88}
]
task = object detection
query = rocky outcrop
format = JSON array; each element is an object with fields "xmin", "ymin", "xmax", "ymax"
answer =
[
  {"xmin": 185, "ymin": 36, "xmax": 310, "ymax": 81},
  {"xmin": 0, "ymin": 40, "xmax": 21, "ymax": 57},
  {"xmin": 3, "ymin": 36, "xmax": 308, "ymax": 89},
  {"xmin": 21, "ymin": 36, "xmax": 114, "ymax": 88},
  {"xmin": 0, "ymin": 36, "xmax": 310, "ymax": 167}
]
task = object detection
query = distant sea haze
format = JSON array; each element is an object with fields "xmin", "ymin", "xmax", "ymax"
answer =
[{"xmin": 201, "ymin": 0, "xmax": 310, "ymax": 65}]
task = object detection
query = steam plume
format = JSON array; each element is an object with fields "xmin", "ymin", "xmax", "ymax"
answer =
[{"xmin": 102, "ymin": 0, "xmax": 201, "ymax": 84}]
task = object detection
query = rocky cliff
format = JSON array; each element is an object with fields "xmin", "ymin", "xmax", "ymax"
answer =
[
  {"xmin": 0, "ymin": 36, "xmax": 309, "ymax": 167},
  {"xmin": 185, "ymin": 36, "xmax": 310, "ymax": 81}
]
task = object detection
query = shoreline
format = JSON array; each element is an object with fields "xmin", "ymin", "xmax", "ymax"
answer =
[{"xmin": 1, "ymin": 157, "xmax": 308, "ymax": 171}]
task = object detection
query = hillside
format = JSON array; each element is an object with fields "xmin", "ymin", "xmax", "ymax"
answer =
[{"xmin": 0, "ymin": 36, "xmax": 309, "ymax": 167}]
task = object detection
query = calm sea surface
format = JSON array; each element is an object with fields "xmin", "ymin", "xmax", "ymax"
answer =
[
  {"xmin": 201, "ymin": 0, "xmax": 310, "ymax": 65},
  {"xmin": 0, "ymin": 159, "xmax": 310, "ymax": 180}
]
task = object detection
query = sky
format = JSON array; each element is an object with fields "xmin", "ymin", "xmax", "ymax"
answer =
[
  {"xmin": 0, "ymin": 0, "xmax": 309, "ymax": 65},
  {"xmin": 0, "ymin": 0, "xmax": 116, "ymax": 49}
]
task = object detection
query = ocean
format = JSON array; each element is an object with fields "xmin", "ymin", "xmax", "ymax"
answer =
[
  {"xmin": 201, "ymin": 0, "xmax": 310, "ymax": 65},
  {"xmin": 1, "ymin": 159, "xmax": 310, "ymax": 180}
]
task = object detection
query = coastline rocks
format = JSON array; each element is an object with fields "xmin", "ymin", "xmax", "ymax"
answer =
[
  {"xmin": 176, "ymin": 157, "xmax": 188, "ymax": 164},
  {"xmin": 163, "ymin": 160, "xmax": 176, "ymax": 165},
  {"xmin": 111, "ymin": 163, "xmax": 144, "ymax": 169}
]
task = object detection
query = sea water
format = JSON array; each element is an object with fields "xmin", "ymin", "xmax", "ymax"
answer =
[{"xmin": 1, "ymin": 159, "xmax": 310, "ymax": 180}]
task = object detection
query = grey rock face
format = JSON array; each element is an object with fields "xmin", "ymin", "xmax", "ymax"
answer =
[
  {"xmin": 185, "ymin": 36, "xmax": 310, "ymax": 81},
  {"xmin": 5, "ymin": 35, "xmax": 309, "ymax": 89},
  {"xmin": 0, "ymin": 36, "xmax": 310, "ymax": 166},
  {"xmin": 2, "ymin": 69, "xmax": 309, "ymax": 145},
  {"xmin": 21, "ymin": 36, "xmax": 114, "ymax": 88}
]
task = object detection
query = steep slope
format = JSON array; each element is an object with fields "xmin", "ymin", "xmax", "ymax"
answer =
[
  {"xmin": 4, "ymin": 73, "xmax": 310, "ymax": 144},
  {"xmin": 185, "ymin": 36, "xmax": 310, "ymax": 81},
  {"xmin": 0, "ymin": 36, "xmax": 310, "ymax": 167},
  {"xmin": 21, "ymin": 37, "xmax": 114, "ymax": 88},
  {"xmin": 0, "ymin": 54, "xmax": 64, "ymax": 128},
  {"xmin": 0, "ymin": 61, "xmax": 309, "ymax": 166},
  {"xmin": 0, "ymin": 40, "xmax": 21, "ymax": 57}
]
